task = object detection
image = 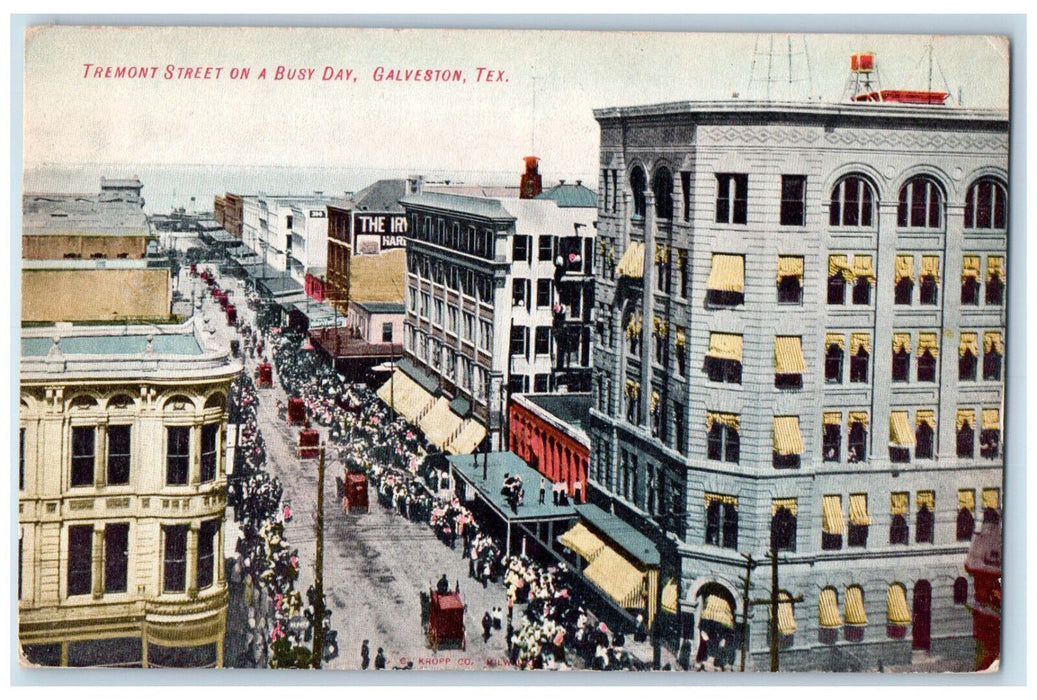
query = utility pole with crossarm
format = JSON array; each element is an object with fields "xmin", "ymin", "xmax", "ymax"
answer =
[{"xmin": 747, "ymin": 549, "xmax": 803, "ymax": 672}]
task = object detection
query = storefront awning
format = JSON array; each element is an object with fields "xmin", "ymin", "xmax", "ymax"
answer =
[
  {"xmin": 886, "ymin": 584, "xmax": 911, "ymax": 625},
  {"xmin": 419, "ymin": 397, "xmax": 464, "ymax": 450},
  {"xmin": 376, "ymin": 369, "xmax": 435, "ymax": 424},
  {"xmin": 445, "ymin": 420, "xmax": 486, "ymax": 455},
  {"xmin": 774, "ymin": 336, "xmax": 806, "ymax": 374},
  {"xmin": 773, "ymin": 416, "xmax": 803, "ymax": 456},
  {"xmin": 558, "ymin": 522, "xmax": 606, "ymax": 562},
  {"xmin": 818, "ymin": 588, "xmax": 842, "ymax": 629},
  {"xmin": 701, "ymin": 594, "xmax": 735, "ymax": 629},
  {"xmin": 706, "ymin": 254, "xmax": 744, "ymax": 293},
  {"xmin": 706, "ymin": 332, "xmax": 743, "ymax": 362},
  {"xmin": 845, "ymin": 586, "xmax": 867, "ymax": 625},
  {"xmin": 889, "ymin": 411, "xmax": 915, "ymax": 447},
  {"xmin": 616, "ymin": 242, "xmax": 645, "ymax": 279},
  {"xmin": 583, "ymin": 546, "xmax": 646, "ymax": 610}
]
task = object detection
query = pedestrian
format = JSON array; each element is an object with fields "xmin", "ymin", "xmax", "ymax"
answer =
[
  {"xmin": 493, "ymin": 606, "xmax": 503, "ymax": 630},
  {"xmin": 539, "ymin": 476, "xmax": 546, "ymax": 505},
  {"xmin": 437, "ymin": 573, "xmax": 450, "ymax": 594},
  {"xmin": 482, "ymin": 612, "xmax": 493, "ymax": 641},
  {"xmin": 374, "ymin": 647, "xmax": 386, "ymax": 670},
  {"xmin": 360, "ymin": 639, "xmax": 370, "ymax": 669}
]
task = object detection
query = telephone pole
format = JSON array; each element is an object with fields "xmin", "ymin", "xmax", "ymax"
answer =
[
  {"xmin": 748, "ymin": 549, "xmax": 803, "ymax": 672},
  {"xmin": 737, "ymin": 552, "xmax": 759, "ymax": 671},
  {"xmin": 297, "ymin": 440, "xmax": 327, "ymax": 669}
]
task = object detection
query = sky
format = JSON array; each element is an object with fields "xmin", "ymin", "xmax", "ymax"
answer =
[{"xmin": 22, "ymin": 26, "xmax": 1010, "ymax": 182}]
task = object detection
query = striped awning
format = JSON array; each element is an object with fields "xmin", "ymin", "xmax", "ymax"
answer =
[
  {"xmin": 704, "ymin": 492, "xmax": 738, "ymax": 507},
  {"xmin": 962, "ymin": 255, "xmax": 981, "ymax": 279},
  {"xmin": 707, "ymin": 332, "xmax": 743, "ymax": 362},
  {"xmin": 583, "ymin": 546, "xmax": 646, "ymax": 610},
  {"xmin": 845, "ymin": 586, "xmax": 868, "ymax": 625},
  {"xmin": 889, "ymin": 411, "xmax": 915, "ymax": 447},
  {"xmin": 774, "ymin": 592, "xmax": 797, "ymax": 635},
  {"xmin": 849, "ymin": 494, "xmax": 871, "ymax": 526},
  {"xmin": 772, "ymin": 497, "xmax": 797, "ymax": 516},
  {"xmin": 616, "ymin": 242, "xmax": 646, "ymax": 279},
  {"xmin": 776, "ymin": 255, "xmax": 804, "ymax": 283},
  {"xmin": 958, "ymin": 489, "xmax": 976, "ymax": 512},
  {"xmin": 706, "ymin": 412, "xmax": 740, "ymax": 432},
  {"xmin": 982, "ymin": 408, "xmax": 1000, "ymax": 430},
  {"xmin": 823, "ymin": 411, "xmax": 842, "ymax": 426},
  {"xmin": 921, "ymin": 255, "xmax": 940, "ymax": 281},
  {"xmin": 917, "ymin": 333, "xmax": 939, "ymax": 357},
  {"xmin": 916, "ymin": 490, "xmax": 935, "ymax": 510},
  {"xmin": 825, "ymin": 332, "xmax": 845, "ymax": 350},
  {"xmin": 376, "ymin": 369, "xmax": 435, "ymax": 424},
  {"xmin": 828, "ymin": 254, "xmax": 855, "ymax": 280},
  {"xmin": 773, "ymin": 416, "xmax": 803, "ymax": 456},
  {"xmin": 956, "ymin": 408, "xmax": 975, "ymax": 430},
  {"xmin": 982, "ymin": 488, "xmax": 1000, "ymax": 510},
  {"xmin": 419, "ymin": 397, "xmax": 464, "ymax": 451},
  {"xmin": 916, "ymin": 409, "xmax": 936, "ymax": 429},
  {"xmin": 895, "ymin": 254, "xmax": 915, "ymax": 282},
  {"xmin": 987, "ymin": 255, "xmax": 1004, "ymax": 281},
  {"xmin": 959, "ymin": 332, "xmax": 978, "ymax": 357},
  {"xmin": 558, "ymin": 522, "xmax": 606, "ymax": 562},
  {"xmin": 853, "ymin": 255, "xmax": 876, "ymax": 281},
  {"xmin": 775, "ymin": 336, "xmax": 807, "ymax": 373},
  {"xmin": 701, "ymin": 594, "xmax": 735, "ymax": 629},
  {"xmin": 818, "ymin": 588, "xmax": 842, "ymax": 629},
  {"xmin": 707, "ymin": 254, "xmax": 745, "ymax": 293},
  {"xmin": 445, "ymin": 419, "xmax": 487, "ymax": 455},
  {"xmin": 892, "ymin": 333, "xmax": 911, "ymax": 353},
  {"xmin": 822, "ymin": 495, "xmax": 844, "ymax": 535},
  {"xmin": 983, "ymin": 331, "xmax": 1003, "ymax": 354},
  {"xmin": 890, "ymin": 492, "xmax": 909, "ymax": 516},
  {"xmin": 886, "ymin": 584, "xmax": 911, "ymax": 625},
  {"xmin": 848, "ymin": 410, "xmax": 869, "ymax": 426},
  {"xmin": 850, "ymin": 332, "xmax": 871, "ymax": 355},
  {"xmin": 661, "ymin": 578, "xmax": 679, "ymax": 614}
]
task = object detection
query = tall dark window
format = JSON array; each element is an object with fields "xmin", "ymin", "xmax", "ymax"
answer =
[
  {"xmin": 953, "ymin": 578, "xmax": 969, "ymax": 605},
  {"xmin": 825, "ymin": 343, "xmax": 844, "ymax": 384},
  {"xmin": 19, "ymin": 427, "xmax": 25, "ymax": 490},
  {"xmin": 890, "ymin": 513, "xmax": 909, "ymax": 545},
  {"xmin": 897, "ymin": 176, "xmax": 943, "ymax": 228},
  {"xmin": 716, "ymin": 173, "xmax": 748, "ymax": 224},
  {"xmin": 961, "ymin": 275, "xmax": 980, "ymax": 305},
  {"xmin": 71, "ymin": 426, "xmax": 96, "ymax": 487},
  {"xmin": 960, "ymin": 348, "xmax": 978, "ymax": 381},
  {"xmin": 956, "ymin": 419, "xmax": 975, "ymax": 458},
  {"xmin": 915, "ymin": 421, "xmax": 934, "ymax": 459},
  {"xmin": 200, "ymin": 424, "xmax": 218, "ymax": 483},
  {"xmin": 964, "ymin": 178, "xmax": 1007, "ymax": 230},
  {"xmin": 197, "ymin": 520, "xmax": 219, "ymax": 590},
  {"xmin": 538, "ymin": 235, "xmax": 554, "ymax": 261},
  {"xmin": 917, "ymin": 350, "xmax": 937, "ymax": 383},
  {"xmin": 653, "ymin": 167, "xmax": 673, "ymax": 220},
  {"xmin": 630, "ymin": 166, "xmax": 647, "ymax": 219},
  {"xmin": 780, "ymin": 175, "xmax": 807, "ymax": 226},
  {"xmin": 536, "ymin": 279, "xmax": 552, "ymax": 307},
  {"xmin": 848, "ymin": 419, "xmax": 867, "ymax": 463},
  {"xmin": 827, "ymin": 273, "xmax": 847, "ymax": 305},
  {"xmin": 957, "ymin": 505, "xmax": 975, "ymax": 541},
  {"xmin": 894, "ymin": 277, "xmax": 914, "ymax": 305},
  {"xmin": 920, "ymin": 275, "xmax": 939, "ymax": 305},
  {"xmin": 107, "ymin": 425, "xmax": 131, "ymax": 485},
  {"xmin": 535, "ymin": 327, "xmax": 551, "ymax": 355},
  {"xmin": 681, "ymin": 172, "xmax": 691, "ymax": 221},
  {"xmin": 163, "ymin": 525, "xmax": 189, "ymax": 593},
  {"xmin": 67, "ymin": 525, "xmax": 93, "ymax": 596},
  {"xmin": 830, "ymin": 175, "xmax": 875, "ymax": 227},
  {"xmin": 104, "ymin": 523, "xmax": 129, "ymax": 593},
  {"xmin": 849, "ymin": 346, "xmax": 869, "ymax": 383},
  {"xmin": 707, "ymin": 421, "xmax": 740, "ymax": 464},
  {"xmin": 980, "ymin": 428, "xmax": 1001, "ymax": 459},
  {"xmin": 916, "ymin": 502, "xmax": 935, "ymax": 543},
  {"xmin": 986, "ymin": 265, "xmax": 1005, "ymax": 305},
  {"xmin": 510, "ymin": 326, "xmax": 528, "ymax": 357},
  {"xmin": 983, "ymin": 342, "xmax": 1002, "ymax": 381},
  {"xmin": 674, "ymin": 403, "xmax": 686, "ymax": 454},
  {"xmin": 722, "ymin": 502, "xmax": 739, "ymax": 549},
  {"xmin": 512, "ymin": 234, "xmax": 530, "ymax": 262},
  {"xmin": 771, "ymin": 506, "xmax": 797, "ymax": 552},
  {"xmin": 778, "ymin": 275, "xmax": 802, "ymax": 304},
  {"xmin": 852, "ymin": 277, "xmax": 872, "ymax": 305},
  {"xmin": 823, "ymin": 422, "xmax": 841, "ymax": 462},
  {"xmin": 706, "ymin": 499, "xmax": 738, "ymax": 549},
  {"xmin": 166, "ymin": 426, "xmax": 190, "ymax": 485}
]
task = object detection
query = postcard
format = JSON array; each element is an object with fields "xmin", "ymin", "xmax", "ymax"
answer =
[{"xmin": 17, "ymin": 25, "xmax": 1009, "ymax": 674}]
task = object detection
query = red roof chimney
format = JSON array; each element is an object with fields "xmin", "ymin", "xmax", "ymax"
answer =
[{"xmin": 520, "ymin": 156, "xmax": 542, "ymax": 199}]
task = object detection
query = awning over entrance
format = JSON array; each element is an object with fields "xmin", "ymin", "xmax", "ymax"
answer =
[
  {"xmin": 557, "ymin": 522, "xmax": 606, "ymax": 562},
  {"xmin": 701, "ymin": 594, "xmax": 735, "ymax": 629},
  {"xmin": 419, "ymin": 397, "xmax": 465, "ymax": 451},
  {"xmin": 376, "ymin": 369, "xmax": 435, "ymax": 424},
  {"xmin": 445, "ymin": 420, "xmax": 486, "ymax": 455},
  {"xmin": 583, "ymin": 546, "xmax": 646, "ymax": 610}
]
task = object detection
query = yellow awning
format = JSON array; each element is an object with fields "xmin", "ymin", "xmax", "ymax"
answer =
[
  {"xmin": 583, "ymin": 546, "xmax": 646, "ymax": 610},
  {"xmin": 419, "ymin": 397, "xmax": 464, "ymax": 450},
  {"xmin": 889, "ymin": 411, "xmax": 915, "ymax": 447},
  {"xmin": 661, "ymin": 578, "xmax": 679, "ymax": 614},
  {"xmin": 701, "ymin": 594, "xmax": 735, "ymax": 629},
  {"xmin": 916, "ymin": 490, "xmax": 934, "ymax": 510},
  {"xmin": 853, "ymin": 255, "xmax": 876, "ymax": 281},
  {"xmin": 822, "ymin": 495, "xmax": 844, "ymax": 535},
  {"xmin": 916, "ymin": 409, "xmax": 936, "ymax": 429},
  {"xmin": 823, "ymin": 411, "xmax": 842, "ymax": 426},
  {"xmin": 917, "ymin": 332, "xmax": 939, "ymax": 357},
  {"xmin": 982, "ymin": 408, "xmax": 1000, "ymax": 430},
  {"xmin": 654, "ymin": 244, "xmax": 670, "ymax": 264},
  {"xmin": 777, "ymin": 255, "xmax": 804, "ymax": 283},
  {"xmin": 376, "ymin": 369, "xmax": 435, "ymax": 424},
  {"xmin": 987, "ymin": 255, "xmax": 1004, "ymax": 281},
  {"xmin": 850, "ymin": 332, "xmax": 871, "ymax": 355},
  {"xmin": 625, "ymin": 314, "xmax": 642, "ymax": 338},
  {"xmin": 845, "ymin": 586, "xmax": 868, "ymax": 625},
  {"xmin": 818, "ymin": 588, "xmax": 841, "ymax": 628},
  {"xmin": 616, "ymin": 242, "xmax": 645, "ymax": 279},
  {"xmin": 895, "ymin": 254, "xmax": 915, "ymax": 282},
  {"xmin": 959, "ymin": 332, "xmax": 978, "ymax": 357},
  {"xmin": 446, "ymin": 419, "xmax": 487, "ymax": 455},
  {"xmin": 921, "ymin": 255, "xmax": 941, "ymax": 281},
  {"xmin": 828, "ymin": 254, "xmax": 855, "ymax": 280},
  {"xmin": 890, "ymin": 492, "xmax": 909, "ymax": 516},
  {"xmin": 849, "ymin": 494, "xmax": 871, "ymax": 526},
  {"xmin": 956, "ymin": 408, "xmax": 975, "ymax": 430},
  {"xmin": 984, "ymin": 331, "xmax": 1003, "ymax": 354},
  {"xmin": 887, "ymin": 584, "xmax": 911, "ymax": 625},
  {"xmin": 558, "ymin": 522, "xmax": 606, "ymax": 562},
  {"xmin": 707, "ymin": 332, "xmax": 743, "ymax": 362},
  {"xmin": 775, "ymin": 336, "xmax": 807, "ymax": 374},
  {"xmin": 675, "ymin": 327, "xmax": 686, "ymax": 349},
  {"xmin": 825, "ymin": 333, "xmax": 845, "ymax": 350},
  {"xmin": 707, "ymin": 254, "xmax": 745, "ymax": 293},
  {"xmin": 958, "ymin": 489, "xmax": 975, "ymax": 512},
  {"xmin": 704, "ymin": 492, "xmax": 738, "ymax": 507},
  {"xmin": 982, "ymin": 488, "xmax": 1000, "ymax": 510},
  {"xmin": 848, "ymin": 411, "xmax": 869, "ymax": 427},
  {"xmin": 775, "ymin": 592, "xmax": 797, "ymax": 635},
  {"xmin": 772, "ymin": 497, "xmax": 798, "ymax": 516},
  {"xmin": 652, "ymin": 318, "xmax": 668, "ymax": 337},
  {"xmin": 706, "ymin": 412, "xmax": 740, "ymax": 432},
  {"xmin": 962, "ymin": 255, "xmax": 981, "ymax": 280},
  {"xmin": 892, "ymin": 333, "xmax": 911, "ymax": 353},
  {"xmin": 773, "ymin": 416, "xmax": 804, "ymax": 456}
]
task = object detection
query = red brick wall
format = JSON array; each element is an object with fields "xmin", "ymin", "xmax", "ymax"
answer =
[{"xmin": 508, "ymin": 400, "xmax": 587, "ymax": 502}]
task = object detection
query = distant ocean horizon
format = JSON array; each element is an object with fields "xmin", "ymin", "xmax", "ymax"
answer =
[{"xmin": 22, "ymin": 163, "xmax": 598, "ymax": 216}]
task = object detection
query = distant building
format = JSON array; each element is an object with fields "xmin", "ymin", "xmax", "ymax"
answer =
[{"xmin": 213, "ymin": 192, "xmax": 243, "ymax": 239}]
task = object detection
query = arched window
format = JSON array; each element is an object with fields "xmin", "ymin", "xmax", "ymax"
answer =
[
  {"xmin": 653, "ymin": 167, "xmax": 673, "ymax": 220},
  {"xmin": 953, "ymin": 577, "xmax": 969, "ymax": 605},
  {"xmin": 630, "ymin": 166, "xmax": 647, "ymax": 219},
  {"xmin": 964, "ymin": 178, "xmax": 1007, "ymax": 230},
  {"xmin": 830, "ymin": 175, "xmax": 876, "ymax": 227},
  {"xmin": 898, "ymin": 176, "xmax": 944, "ymax": 229},
  {"xmin": 956, "ymin": 506, "xmax": 975, "ymax": 541}
]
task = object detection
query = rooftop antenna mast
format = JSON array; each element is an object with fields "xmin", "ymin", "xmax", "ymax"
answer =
[{"xmin": 746, "ymin": 34, "xmax": 815, "ymax": 101}]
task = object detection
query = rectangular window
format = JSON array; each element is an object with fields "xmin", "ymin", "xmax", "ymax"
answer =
[
  {"xmin": 674, "ymin": 402, "xmax": 685, "ymax": 454},
  {"xmin": 510, "ymin": 326, "xmax": 527, "ymax": 357},
  {"xmin": 512, "ymin": 235, "xmax": 530, "ymax": 262},
  {"xmin": 19, "ymin": 427, "xmax": 25, "ymax": 490},
  {"xmin": 382, "ymin": 322, "xmax": 394, "ymax": 343},
  {"xmin": 104, "ymin": 523, "xmax": 129, "ymax": 593},
  {"xmin": 847, "ymin": 494, "xmax": 870, "ymax": 548},
  {"xmin": 715, "ymin": 173, "xmax": 748, "ymax": 224},
  {"xmin": 197, "ymin": 520, "xmax": 219, "ymax": 590},
  {"xmin": 536, "ymin": 279, "xmax": 552, "ymax": 307},
  {"xmin": 535, "ymin": 326, "xmax": 551, "ymax": 355},
  {"xmin": 822, "ymin": 415, "xmax": 841, "ymax": 462},
  {"xmin": 777, "ymin": 256, "xmax": 804, "ymax": 304},
  {"xmin": 71, "ymin": 426, "xmax": 96, "ymax": 487},
  {"xmin": 890, "ymin": 493, "xmax": 910, "ymax": 545},
  {"xmin": 849, "ymin": 334, "xmax": 870, "ymax": 383},
  {"xmin": 166, "ymin": 426, "xmax": 190, "ymax": 486},
  {"xmin": 707, "ymin": 415, "xmax": 740, "ymax": 463},
  {"xmin": 434, "ymin": 300, "xmax": 444, "ymax": 325},
  {"xmin": 705, "ymin": 495, "xmax": 739, "ymax": 550},
  {"xmin": 538, "ymin": 236, "xmax": 554, "ymax": 261},
  {"xmin": 107, "ymin": 425, "xmax": 131, "ymax": 485},
  {"xmin": 681, "ymin": 171, "xmax": 691, "ymax": 221},
  {"xmin": 163, "ymin": 525, "xmax": 189, "ymax": 593},
  {"xmin": 67, "ymin": 525, "xmax": 93, "ymax": 596},
  {"xmin": 512, "ymin": 280, "xmax": 527, "ymax": 307},
  {"xmin": 462, "ymin": 313, "xmax": 474, "ymax": 341},
  {"xmin": 780, "ymin": 175, "xmax": 807, "ymax": 226},
  {"xmin": 771, "ymin": 499, "xmax": 797, "ymax": 552},
  {"xmin": 534, "ymin": 374, "xmax": 550, "ymax": 393},
  {"xmin": 200, "ymin": 424, "xmax": 218, "ymax": 483},
  {"xmin": 915, "ymin": 492, "xmax": 935, "ymax": 544}
]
